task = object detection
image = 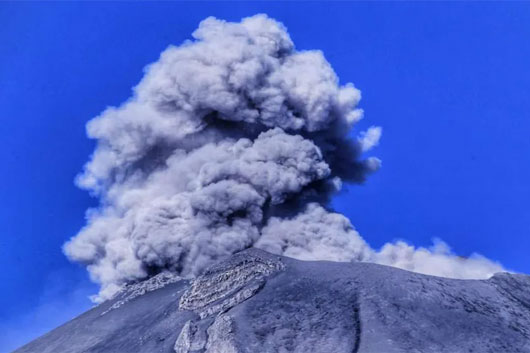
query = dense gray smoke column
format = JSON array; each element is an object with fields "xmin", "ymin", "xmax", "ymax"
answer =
[{"xmin": 64, "ymin": 15, "xmax": 503, "ymax": 301}]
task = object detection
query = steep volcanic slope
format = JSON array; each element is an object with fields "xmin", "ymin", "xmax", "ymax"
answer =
[{"xmin": 15, "ymin": 249, "xmax": 530, "ymax": 353}]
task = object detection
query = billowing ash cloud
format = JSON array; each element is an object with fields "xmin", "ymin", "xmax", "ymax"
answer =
[{"xmin": 64, "ymin": 14, "xmax": 504, "ymax": 302}]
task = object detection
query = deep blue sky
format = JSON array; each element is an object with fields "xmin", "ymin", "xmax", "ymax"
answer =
[{"xmin": 2, "ymin": 2, "xmax": 530, "ymax": 351}]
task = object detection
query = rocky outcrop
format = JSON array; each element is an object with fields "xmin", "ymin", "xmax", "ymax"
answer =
[{"xmin": 175, "ymin": 249, "xmax": 284, "ymax": 352}]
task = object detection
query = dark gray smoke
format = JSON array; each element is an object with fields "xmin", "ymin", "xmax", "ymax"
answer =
[{"xmin": 64, "ymin": 15, "xmax": 504, "ymax": 302}]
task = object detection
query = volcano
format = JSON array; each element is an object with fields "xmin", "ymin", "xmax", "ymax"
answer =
[{"xmin": 14, "ymin": 249, "xmax": 530, "ymax": 353}]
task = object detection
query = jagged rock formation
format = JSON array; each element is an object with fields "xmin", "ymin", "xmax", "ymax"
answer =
[
  {"xmin": 175, "ymin": 250, "xmax": 284, "ymax": 352},
  {"xmin": 179, "ymin": 250, "xmax": 284, "ymax": 319},
  {"xmin": 14, "ymin": 249, "xmax": 530, "ymax": 353}
]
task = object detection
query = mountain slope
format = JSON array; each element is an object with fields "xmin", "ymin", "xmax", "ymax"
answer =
[{"xmin": 15, "ymin": 249, "xmax": 530, "ymax": 353}]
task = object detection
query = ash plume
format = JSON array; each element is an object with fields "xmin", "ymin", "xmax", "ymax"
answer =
[{"xmin": 64, "ymin": 15, "xmax": 504, "ymax": 302}]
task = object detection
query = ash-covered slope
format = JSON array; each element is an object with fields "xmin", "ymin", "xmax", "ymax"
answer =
[{"xmin": 15, "ymin": 249, "xmax": 530, "ymax": 353}]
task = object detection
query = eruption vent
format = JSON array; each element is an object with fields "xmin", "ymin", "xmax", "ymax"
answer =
[{"xmin": 64, "ymin": 14, "xmax": 504, "ymax": 302}]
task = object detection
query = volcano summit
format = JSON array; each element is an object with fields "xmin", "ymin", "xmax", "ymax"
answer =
[{"xmin": 16, "ymin": 249, "xmax": 530, "ymax": 353}]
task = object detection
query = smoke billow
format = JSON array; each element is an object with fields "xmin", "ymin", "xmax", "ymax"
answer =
[{"xmin": 64, "ymin": 15, "xmax": 504, "ymax": 302}]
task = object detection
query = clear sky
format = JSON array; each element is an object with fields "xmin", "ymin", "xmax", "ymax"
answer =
[{"xmin": 2, "ymin": 2, "xmax": 530, "ymax": 351}]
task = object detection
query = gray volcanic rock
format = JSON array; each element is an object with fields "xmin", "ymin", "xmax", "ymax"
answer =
[{"xmin": 14, "ymin": 249, "xmax": 530, "ymax": 353}]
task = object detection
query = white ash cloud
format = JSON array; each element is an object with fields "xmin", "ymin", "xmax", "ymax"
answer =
[{"xmin": 64, "ymin": 14, "xmax": 504, "ymax": 302}]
